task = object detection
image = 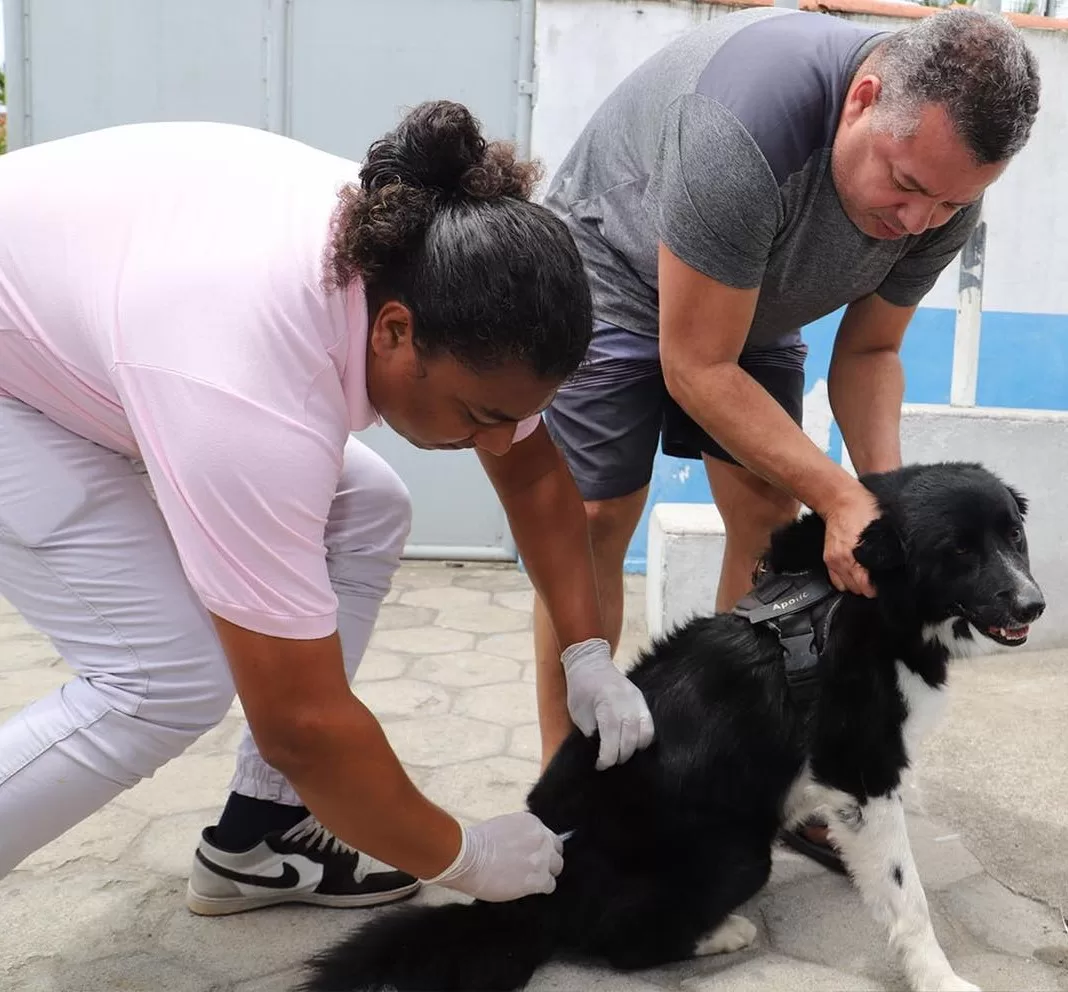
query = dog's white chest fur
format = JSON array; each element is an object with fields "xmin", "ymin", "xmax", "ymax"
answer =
[{"xmin": 895, "ymin": 661, "xmax": 948, "ymax": 764}]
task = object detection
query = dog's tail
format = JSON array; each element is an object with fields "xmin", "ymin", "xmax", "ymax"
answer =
[{"xmin": 298, "ymin": 895, "xmax": 560, "ymax": 992}]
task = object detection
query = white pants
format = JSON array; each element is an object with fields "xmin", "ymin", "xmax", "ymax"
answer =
[{"xmin": 0, "ymin": 396, "xmax": 411, "ymax": 878}]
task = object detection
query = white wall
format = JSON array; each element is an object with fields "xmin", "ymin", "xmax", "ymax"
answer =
[
  {"xmin": 530, "ymin": 0, "xmax": 1068, "ymax": 316},
  {"xmin": 899, "ymin": 405, "xmax": 1068, "ymax": 650}
]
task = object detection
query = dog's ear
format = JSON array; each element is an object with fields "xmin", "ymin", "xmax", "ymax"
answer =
[
  {"xmin": 1008, "ymin": 485, "xmax": 1029, "ymax": 519},
  {"xmin": 853, "ymin": 514, "xmax": 905, "ymax": 573}
]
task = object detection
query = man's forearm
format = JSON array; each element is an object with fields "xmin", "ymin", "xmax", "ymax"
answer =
[
  {"xmin": 828, "ymin": 349, "xmax": 904, "ymax": 476},
  {"xmin": 667, "ymin": 361, "xmax": 863, "ymax": 517}
]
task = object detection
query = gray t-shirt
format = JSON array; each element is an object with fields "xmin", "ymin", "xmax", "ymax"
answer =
[{"xmin": 543, "ymin": 8, "xmax": 980, "ymax": 367}]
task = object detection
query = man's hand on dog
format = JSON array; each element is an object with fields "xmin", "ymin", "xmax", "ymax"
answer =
[
  {"xmin": 561, "ymin": 638, "xmax": 655, "ymax": 770},
  {"xmin": 823, "ymin": 484, "xmax": 881, "ymax": 598}
]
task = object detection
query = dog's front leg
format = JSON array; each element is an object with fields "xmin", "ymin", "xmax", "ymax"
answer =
[{"xmin": 825, "ymin": 791, "xmax": 978, "ymax": 992}]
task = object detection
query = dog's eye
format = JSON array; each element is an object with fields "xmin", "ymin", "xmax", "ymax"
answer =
[
  {"xmin": 953, "ymin": 543, "xmax": 972, "ymax": 556},
  {"xmin": 1008, "ymin": 526, "xmax": 1023, "ymax": 545}
]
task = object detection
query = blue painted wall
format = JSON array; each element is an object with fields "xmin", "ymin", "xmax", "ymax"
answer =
[{"xmin": 623, "ymin": 307, "xmax": 1068, "ymax": 572}]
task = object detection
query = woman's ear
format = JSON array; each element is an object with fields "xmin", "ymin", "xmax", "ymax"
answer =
[
  {"xmin": 368, "ymin": 300, "xmax": 415, "ymax": 356},
  {"xmin": 853, "ymin": 514, "xmax": 905, "ymax": 573}
]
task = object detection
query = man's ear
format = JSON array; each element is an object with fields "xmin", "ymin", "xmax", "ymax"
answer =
[{"xmin": 853, "ymin": 514, "xmax": 905, "ymax": 573}]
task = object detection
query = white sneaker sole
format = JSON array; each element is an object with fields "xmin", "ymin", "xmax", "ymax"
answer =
[{"xmin": 185, "ymin": 878, "xmax": 421, "ymax": 917}]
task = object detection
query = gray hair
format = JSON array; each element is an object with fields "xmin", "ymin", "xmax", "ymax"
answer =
[{"xmin": 866, "ymin": 8, "xmax": 1040, "ymax": 165}]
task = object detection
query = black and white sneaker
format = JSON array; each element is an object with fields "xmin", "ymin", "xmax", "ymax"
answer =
[{"xmin": 185, "ymin": 814, "xmax": 421, "ymax": 916}]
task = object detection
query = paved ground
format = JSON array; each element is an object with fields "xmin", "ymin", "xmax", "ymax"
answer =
[{"xmin": 1, "ymin": 561, "xmax": 1067, "ymax": 992}]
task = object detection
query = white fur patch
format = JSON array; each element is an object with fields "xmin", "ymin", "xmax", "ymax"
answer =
[
  {"xmin": 895, "ymin": 662, "xmax": 949, "ymax": 764},
  {"xmin": 693, "ymin": 914, "xmax": 758, "ymax": 956},
  {"xmin": 824, "ymin": 794, "xmax": 974, "ymax": 991},
  {"xmin": 921, "ymin": 619, "xmax": 990, "ymax": 659}
]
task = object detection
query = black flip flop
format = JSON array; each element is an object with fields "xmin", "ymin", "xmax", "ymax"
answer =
[{"xmin": 777, "ymin": 824, "xmax": 849, "ymax": 876}]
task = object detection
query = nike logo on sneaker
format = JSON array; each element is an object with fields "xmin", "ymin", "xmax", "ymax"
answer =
[{"xmin": 195, "ymin": 849, "xmax": 302, "ymax": 890}]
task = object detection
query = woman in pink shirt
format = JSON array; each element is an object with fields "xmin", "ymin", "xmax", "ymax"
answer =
[{"xmin": 0, "ymin": 101, "xmax": 653, "ymax": 910}]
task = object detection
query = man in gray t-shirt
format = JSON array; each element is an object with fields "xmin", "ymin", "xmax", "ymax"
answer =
[{"xmin": 532, "ymin": 8, "xmax": 1039, "ymax": 859}]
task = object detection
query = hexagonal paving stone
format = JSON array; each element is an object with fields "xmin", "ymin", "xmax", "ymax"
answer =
[
  {"xmin": 234, "ymin": 969, "xmax": 313, "ymax": 992},
  {"xmin": 185, "ymin": 715, "xmax": 247, "ymax": 757},
  {"xmin": 422, "ymin": 756, "xmax": 540, "ymax": 821},
  {"xmin": 0, "ymin": 609, "xmax": 34, "ymax": 634},
  {"xmin": 435, "ymin": 604, "xmax": 530, "ymax": 635},
  {"xmin": 936, "ymin": 873, "xmax": 1067, "ymax": 959},
  {"xmin": 353, "ymin": 649, "xmax": 408, "ymax": 682},
  {"xmin": 0, "ymin": 864, "xmax": 174, "ymax": 964},
  {"xmin": 680, "ymin": 953, "xmax": 889, "ymax": 992},
  {"xmin": 19, "ymin": 801, "xmax": 150, "ymax": 873},
  {"xmin": 508, "ymin": 723, "xmax": 541, "ymax": 762},
  {"xmin": 0, "ymin": 666, "xmax": 71, "ymax": 706},
  {"xmin": 904, "ymin": 813, "xmax": 984, "ymax": 890},
  {"xmin": 382, "ymin": 714, "xmax": 506, "ymax": 767},
  {"xmin": 392, "ymin": 563, "xmax": 470, "ymax": 590},
  {"xmin": 453, "ymin": 568, "xmax": 533, "ymax": 593},
  {"xmin": 759, "ymin": 871, "xmax": 934, "ymax": 985},
  {"xmin": 370, "ymin": 626, "xmax": 474, "ymax": 655},
  {"xmin": 160, "ymin": 901, "xmax": 363, "ymax": 983},
  {"xmin": 453, "ymin": 682, "xmax": 538, "ymax": 726},
  {"xmin": 400, "ymin": 586, "xmax": 490, "ymax": 610},
  {"xmin": 946, "ymin": 953, "xmax": 1068, "ymax": 992},
  {"xmin": 494, "ymin": 588, "xmax": 534, "ymax": 612},
  {"xmin": 527, "ymin": 961, "xmax": 670, "ymax": 992},
  {"xmin": 373, "ymin": 603, "xmax": 438, "ymax": 630},
  {"xmin": 0, "ymin": 633, "xmax": 62, "ymax": 672},
  {"xmin": 130, "ymin": 809, "xmax": 214, "ymax": 879},
  {"xmin": 476, "ymin": 631, "xmax": 534, "ymax": 662},
  {"xmin": 4, "ymin": 952, "xmax": 219, "ymax": 992},
  {"xmin": 116, "ymin": 753, "xmax": 235, "ymax": 818},
  {"xmin": 408, "ymin": 651, "xmax": 521, "ymax": 687},
  {"xmin": 354, "ymin": 678, "xmax": 451, "ymax": 720}
]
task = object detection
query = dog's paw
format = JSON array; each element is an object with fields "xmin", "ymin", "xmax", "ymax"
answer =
[{"xmin": 693, "ymin": 914, "xmax": 758, "ymax": 956}]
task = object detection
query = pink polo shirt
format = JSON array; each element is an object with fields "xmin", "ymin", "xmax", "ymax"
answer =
[{"xmin": 0, "ymin": 122, "xmax": 537, "ymax": 639}]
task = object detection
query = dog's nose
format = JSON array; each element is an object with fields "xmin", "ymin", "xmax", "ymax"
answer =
[{"xmin": 1014, "ymin": 586, "xmax": 1045, "ymax": 624}]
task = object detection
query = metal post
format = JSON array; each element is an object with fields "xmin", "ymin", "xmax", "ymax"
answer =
[
  {"xmin": 515, "ymin": 0, "xmax": 537, "ymax": 161},
  {"xmin": 950, "ymin": 215, "xmax": 986, "ymax": 408},
  {"xmin": 2, "ymin": 0, "xmax": 29, "ymax": 150}
]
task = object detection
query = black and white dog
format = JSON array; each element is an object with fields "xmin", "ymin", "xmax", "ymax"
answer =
[{"xmin": 300, "ymin": 462, "xmax": 1044, "ymax": 992}]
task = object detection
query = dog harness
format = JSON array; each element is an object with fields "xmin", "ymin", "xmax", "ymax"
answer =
[{"xmin": 731, "ymin": 570, "xmax": 843, "ymax": 708}]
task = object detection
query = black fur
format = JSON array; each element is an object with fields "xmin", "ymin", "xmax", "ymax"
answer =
[{"xmin": 299, "ymin": 462, "xmax": 1043, "ymax": 992}]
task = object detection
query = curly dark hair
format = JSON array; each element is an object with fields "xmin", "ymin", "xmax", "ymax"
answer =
[{"xmin": 326, "ymin": 100, "xmax": 592, "ymax": 381}]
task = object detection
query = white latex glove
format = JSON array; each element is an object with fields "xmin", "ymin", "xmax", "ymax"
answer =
[
  {"xmin": 561, "ymin": 637, "xmax": 655, "ymax": 771},
  {"xmin": 420, "ymin": 811, "xmax": 564, "ymax": 902}
]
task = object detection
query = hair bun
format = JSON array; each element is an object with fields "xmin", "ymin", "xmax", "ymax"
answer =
[{"xmin": 359, "ymin": 100, "xmax": 539, "ymax": 202}]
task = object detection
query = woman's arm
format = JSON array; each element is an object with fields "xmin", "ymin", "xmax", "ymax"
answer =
[{"xmin": 478, "ymin": 423, "xmax": 654, "ymax": 768}]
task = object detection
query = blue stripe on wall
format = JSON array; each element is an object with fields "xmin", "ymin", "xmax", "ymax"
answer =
[{"xmin": 621, "ymin": 306, "xmax": 1068, "ymax": 572}]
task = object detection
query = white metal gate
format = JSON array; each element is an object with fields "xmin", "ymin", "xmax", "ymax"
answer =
[{"xmin": 2, "ymin": 0, "xmax": 537, "ymax": 560}]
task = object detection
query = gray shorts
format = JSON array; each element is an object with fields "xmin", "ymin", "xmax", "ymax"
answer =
[{"xmin": 544, "ymin": 321, "xmax": 807, "ymax": 502}]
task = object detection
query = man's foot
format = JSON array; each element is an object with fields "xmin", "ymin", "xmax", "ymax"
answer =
[
  {"xmin": 186, "ymin": 814, "xmax": 420, "ymax": 916},
  {"xmin": 777, "ymin": 817, "xmax": 848, "ymax": 875}
]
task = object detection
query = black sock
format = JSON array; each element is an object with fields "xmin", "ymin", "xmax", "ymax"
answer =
[{"xmin": 212, "ymin": 793, "xmax": 310, "ymax": 851}]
